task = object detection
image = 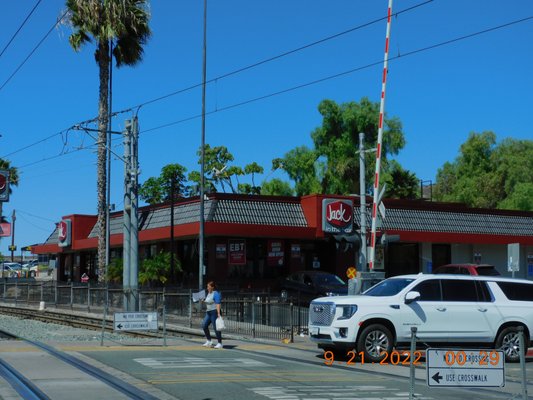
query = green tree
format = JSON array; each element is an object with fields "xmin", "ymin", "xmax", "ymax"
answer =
[
  {"xmin": 381, "ymin": 161, "xmax": 419, "ymax": 199},
  {"xmin": 139, "ymin": 250, "xmax": 181, "ymax": 286},
  {"xmin": 191, "ymin": 145, "xmax": 268, "ymax": 195},
  {"xmin": 106, "ymin": 257, "xmax": 123, "ymax": 283},
  {"xmin": 140, "ymin": 164, "xmax": 188, "ymax": 205},
  {"xmin": 276, "ymin": 98, "xmax": 407, "ymax": 196},
  {"xmin": 0, "ymin": 159, "xmax": 19, "ymax": 219},
  {"xmin": 261, "ymin": 178, "xmax": 294, "ymax": 196},
  {"xmin": 65, "ymin": 0, "xmax": 151, "ymax": 279},
  {"xmin": 434, "ymin": 132, "xmax": 533, "ymax": 211}
]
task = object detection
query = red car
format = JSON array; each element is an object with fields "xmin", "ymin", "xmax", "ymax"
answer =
[{"xmin": 433, "ymin": 263, "xmax": 500, "ymax": 276}]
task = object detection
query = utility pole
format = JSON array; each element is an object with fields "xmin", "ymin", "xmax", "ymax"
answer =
[
  {"xmin": 122, "ymin": 116, "xmax": 139, "ymax": 312},
  {"xmin": 10, "ymin": 209, "xmax": 15, "ymax": 262},
  {"xmin": 130, "ymin": 116, "xmax": 139, "ymax": 311},
  {"xmin": 170, "ymin": 176, "xmax": 175, "ymax": 283},
  {"xmin": 123, "ymin": 120, "xmax": 132, "ymax": 311},
  {"xmin": 359, "ymin": 133, "xmax": 367, "ymax": 272},
  {"xmin": 199, "ymin": 0, "xmax": 208, "ymax": 291}
]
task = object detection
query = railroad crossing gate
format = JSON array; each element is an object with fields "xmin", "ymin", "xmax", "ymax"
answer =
[
  {"xmin": 114, "ymin": 312, "xmax": 158, "ymax": 332},
  {"xmin": 426, "ymin": 348, "xmax": 505, "ymax": 388}
]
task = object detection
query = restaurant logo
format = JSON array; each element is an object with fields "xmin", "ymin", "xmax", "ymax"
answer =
[
  {"xmin": 322, "ymin": 199, "xmax": 353, "ymax": 234},
  {"xmin": 0, "ymin": 170, "xmax": 9, "ymax": 202},
  {"xmin": 58, "ymin": 219, "xmax": 71, "ymax": 247}
]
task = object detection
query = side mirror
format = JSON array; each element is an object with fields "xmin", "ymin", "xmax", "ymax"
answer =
[{"xmin": 405, "ymin": 291, "xmax": 421, "ymax": 304}]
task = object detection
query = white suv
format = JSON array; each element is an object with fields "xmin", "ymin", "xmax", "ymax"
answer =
[{"xmin": 309, "ymin": 273, "xmax": 533, "ymax": 362}]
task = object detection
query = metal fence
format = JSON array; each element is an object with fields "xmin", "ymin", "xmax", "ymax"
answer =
[{"xmin": 0, "ymin": 280, "xmax": 309, "ymax": 341}]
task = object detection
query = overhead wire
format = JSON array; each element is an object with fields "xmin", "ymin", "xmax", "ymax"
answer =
[
  {"xmin": 0, "ymin": 0, "xmax": 43, "ymax": 59},
  {"xmin": 141, "ymin": 14, "xmax": 533, "ymax": 135},
  {"xmin": 4, "ymin": 8, "xmax": 532, "ymax": 171},
  {"xmin": 122, "ymin": 0, "xmax": 435, "ymax": 111},
  {"xmin": 0, "ymin": 10, "xmax": 68, "ymax": 92},
  {"xmin": 1, "ymin": 2, "xmax": 432, "ymax": 160}
]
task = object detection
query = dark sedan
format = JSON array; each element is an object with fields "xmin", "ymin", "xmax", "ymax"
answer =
[{"xmin": 281, "ymin": 271, "xmax": 347, "ymax": 303}]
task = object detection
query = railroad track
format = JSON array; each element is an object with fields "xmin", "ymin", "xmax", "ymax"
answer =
[
  {"xmin": 0, "ymin": 327, "xmax": 161, "ymax": 400},
  {"xmin": 0, "ymin": 304, "xmax": 162, "ymax": 339},
  {"xmin": 0, "ymin": 303, "xmax": 205, "ymax": 342}
]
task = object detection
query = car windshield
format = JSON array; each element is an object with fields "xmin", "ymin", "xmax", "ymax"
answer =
[
  {"xmin": 364, "ymin": 278, "xmax": 415, "ymax": 296},
  {"xmin": 313, "ymin": 273, "xmax": 345, "ymax": 286}
]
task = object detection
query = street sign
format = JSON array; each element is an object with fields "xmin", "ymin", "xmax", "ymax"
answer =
[
  {"xmin": 346, "ymin": 266, "xmax": 357, "ymax": 279},
  {"xmin": 113, "ymin": 312, "xmax": 158, "ymax": 331},
  {"xmin": 427, "ymin": 348, "xmax": 504, "ymax": 388}
]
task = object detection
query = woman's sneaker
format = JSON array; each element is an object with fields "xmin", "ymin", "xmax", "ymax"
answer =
[
  {"xmin": 202, "ymin": 341, "xmax": 213, "ymax": 347},
  {"xmin": 214, "ymin": 343, "xmax": 223, "ymax": 349}
]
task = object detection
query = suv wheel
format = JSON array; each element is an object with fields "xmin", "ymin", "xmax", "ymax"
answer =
[
  {"xmin": 357, "ymin": 324, "xmax": 393, "ymax": 363},
  {"xmin": 496, "ymin": 327, "xmax": 524, "ymax": 363}
]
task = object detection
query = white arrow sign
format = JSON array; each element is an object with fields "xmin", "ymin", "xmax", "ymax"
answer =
[
  {"xmin": 426, "ymin": 348, "xmax": 504, "ymax": 388},
  {"xmin": 114, "ymin": 312, "xmax": 158, "ymax": 331}
]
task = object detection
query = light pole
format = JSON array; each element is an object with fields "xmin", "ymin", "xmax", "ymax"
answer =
[
  {"xmin": 359, "ymin": 133, "xmax": 367, "ymax": 272},
  {"xmin": 199, "ymin": 0, "xmax": 208, "ymax": 291}
]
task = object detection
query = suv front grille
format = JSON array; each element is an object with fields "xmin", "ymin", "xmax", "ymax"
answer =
[{"xmin": 309, "ymin": 302, "xmax": 335, "ymax": 326}]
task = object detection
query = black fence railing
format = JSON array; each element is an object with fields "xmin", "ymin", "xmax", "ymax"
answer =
[{"xmin": 0, "ymin": 280, "xmax": 309, "ymax": 341}]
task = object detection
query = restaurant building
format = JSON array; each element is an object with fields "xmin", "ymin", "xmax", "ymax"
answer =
[{"xmin": 32, "ymin": 193, "xmax": 533, "ymax": 287}]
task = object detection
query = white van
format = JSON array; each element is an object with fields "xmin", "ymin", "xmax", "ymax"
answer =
[{"xmin": 308, "ymin": 273, "xmax": 533, "ymax": 362}]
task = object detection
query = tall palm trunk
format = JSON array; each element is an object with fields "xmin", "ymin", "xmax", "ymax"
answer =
[{"xmin": 97, "ymin": 39, "xmax": 110, "ymax": 281}]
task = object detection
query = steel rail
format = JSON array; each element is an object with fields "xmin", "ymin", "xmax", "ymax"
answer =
[
  {"xmin": 0, "ymin": 327, "xmax": 159, "ymax": 400},
  {"xmin": 0, "ymin": 357, "xmax": 50, "ymax": 400}
]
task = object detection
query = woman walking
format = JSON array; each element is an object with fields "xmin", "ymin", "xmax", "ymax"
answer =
[{"xmin": 202, "ymin": 281, "xmax": 223, "ymax": 349}]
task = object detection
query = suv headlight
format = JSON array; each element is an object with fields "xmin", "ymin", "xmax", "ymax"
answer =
[{"xmin": 338, "ymin": 305, "xmax": 358, "ymax": 320}]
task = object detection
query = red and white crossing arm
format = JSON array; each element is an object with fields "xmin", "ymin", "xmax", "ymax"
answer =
[{"xmin": 368, "ymin": 0, "xmax": 393, "ymax": 271}]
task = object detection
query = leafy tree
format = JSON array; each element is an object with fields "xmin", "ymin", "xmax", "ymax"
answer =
[
  {"xmin": 191, "ymin": 145, "xmax": 267, "ymax": 195},
  {"xmin": 106, "ymin": 257, "xmax": 123, "ymax": 283},
  {"xmin": 140, "ymin": 164, "xmax": 188, "ymax": 205},
  {"xmin": 139, "ymin": 250, "xmax": 181, "ymax": 286},
  {"xmin": 276, "ymin": 98, "xmax": 407, "ymax": 196},
  {"xmin": 65, "ymin": 0, "xmax": 151, "ymax": 280},
  {"xmin": 498, "ymin": 183, "xmax": 533, "ymax": 211},
  {"xmin": 261, "ymin": 178, "xmax": 294, "ymax": 196},
  {"xmin": 381, "ymin": 161, "xmax": 419, "ymax": 199},
  {"xmin": 434, "ymin": 132, "xmax": 533, "ymax": 211},
  {"xmin": 0, "ymin": 159, "xmax": 19, "ymax": 220}
]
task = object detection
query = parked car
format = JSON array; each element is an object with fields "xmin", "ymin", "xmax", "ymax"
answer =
[
  {"xmin": 22, "ymin": 260, "xmax": 41, "ymax": 277},
  {"xmin": 281, "ymin": 271, "xmax": 347, "ymax": 302},
  {"xmin": 1, "ymin": 262, "xmax": 23, "ymax": 277},
  {"xmin": 309, "ymin": 273, "xmax": 533, "ymax": 362},
  {"xmin": 433, "ymin": 263, "xmax": 500, "ymax": 276},
  {"xmin": 22, "ymin": 260, "xmax": 39, "ymax": 269}
]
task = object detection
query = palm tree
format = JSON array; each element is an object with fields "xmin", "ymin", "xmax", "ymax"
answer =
[
  {"xmin": 0, "ymin": 159, "xmax": 19, "ymax": 225},
  {"xmin": 65, "ymin": 0, "xmax": 151, "ymax": 280}
]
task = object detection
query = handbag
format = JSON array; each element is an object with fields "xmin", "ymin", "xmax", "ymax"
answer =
[{"xmin": 216, "ymin": 317, "xmax": 226, "ymax": 331}]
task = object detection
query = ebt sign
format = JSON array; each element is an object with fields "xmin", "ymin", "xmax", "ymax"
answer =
[{"xmin": 322, "ymin": 199, "xmax": 353, "ymax": 234}]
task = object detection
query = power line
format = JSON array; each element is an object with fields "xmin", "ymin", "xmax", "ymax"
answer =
[
  {"xmin": 5, "ymin": 11, "xmax": 533, "ymax": 170},
  {"xmin": 0, "ymin": 10, "xmax": 68, "ymax": 92},
  {"xmin": 1, "ymin": 2, "xmax": 432, "ymax": 160},
  {"xmin": 128, "ymin": 1, "xmax": 435, "ymax": 110},
  {"xmin": 141, "ymin": 14, "xmax": 533, "ymax": 135},
  {"xmin": 0, "ymin": 0, "xmax": 43, "ymax": 59}
]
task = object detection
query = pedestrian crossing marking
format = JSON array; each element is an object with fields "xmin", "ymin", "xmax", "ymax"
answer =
[
  {"xmin": 250, "ymin": 386, "xmax": 435, "ymax": 400},
  {"xmin": 134, "ymin": 357, "xmax": 272, "ymax": 369}
]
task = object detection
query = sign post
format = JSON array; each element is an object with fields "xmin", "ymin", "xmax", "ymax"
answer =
[
  {"xmin": 113, "ymin": 312, "xmax": 158, "ymax": 332},
  {"xmin": 427, "ymin": 348, "xmax": 504, "ymax": 388}
]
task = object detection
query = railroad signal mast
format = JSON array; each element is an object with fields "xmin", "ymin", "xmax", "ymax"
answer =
[{"xmin": 369, "ymin": 0, "xmax": 394, "ymax": 271}]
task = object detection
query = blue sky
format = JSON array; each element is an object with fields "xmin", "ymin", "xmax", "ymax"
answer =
[{"xmin": 1, "ymin": 0, "xmax": 532, "ymax": 256}]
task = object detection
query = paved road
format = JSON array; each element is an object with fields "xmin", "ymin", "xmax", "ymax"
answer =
[
  {"xmin": 1, "ymin": 315, "xmax": 532, "ymax": 400},
  {"xmin": 70, "ymin": 337, "xmax": 532, "ymax": 400}
]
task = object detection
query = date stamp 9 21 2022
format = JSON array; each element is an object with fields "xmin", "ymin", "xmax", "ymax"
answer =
[{"xmin": 324, "ymin": 350, "xmax": 423, "ymax": 366}]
